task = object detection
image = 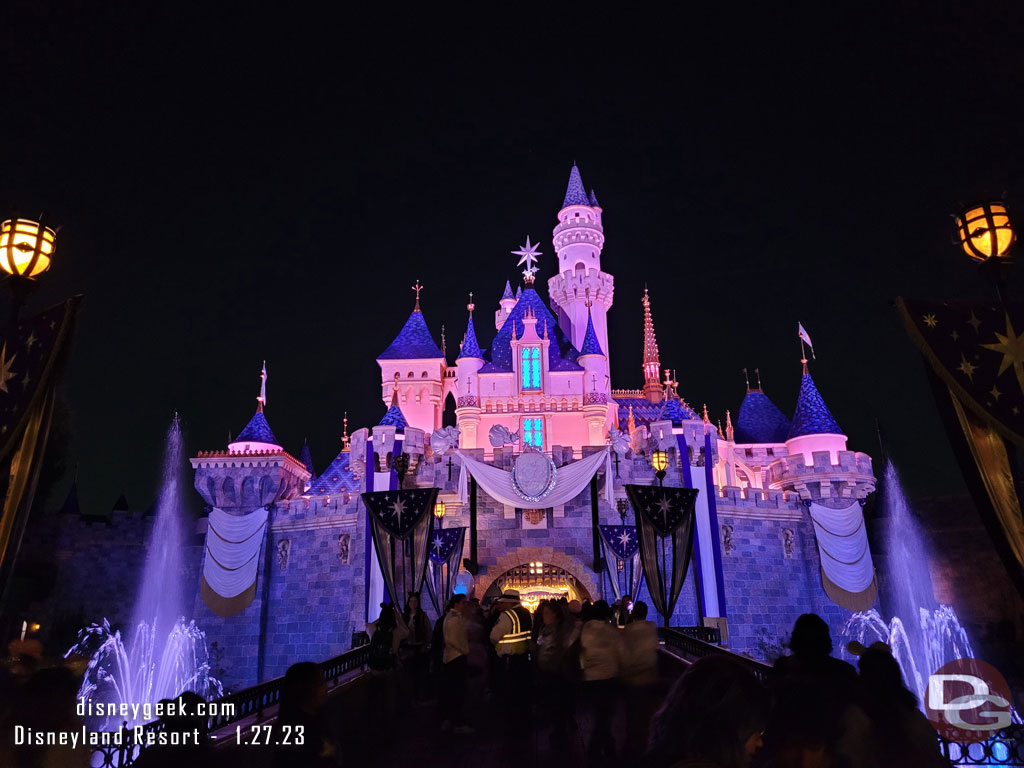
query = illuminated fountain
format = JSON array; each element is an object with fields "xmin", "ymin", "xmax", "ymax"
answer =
[{"xmin": 66, "ymin": 415, "xmax": 221, "ymax": 730}]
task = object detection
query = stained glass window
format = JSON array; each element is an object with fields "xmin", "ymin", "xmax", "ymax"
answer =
[
  {"xmin": 521, "ymin": 346, "xmax": 541, "ymax": 390},
  {"xmin": 523, "ymin": 417, "xmax": 544, "ymax": 449}
]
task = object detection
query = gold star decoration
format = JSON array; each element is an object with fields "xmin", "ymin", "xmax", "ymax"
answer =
[
  {"xmin": 923, "ymin": 314, "xmax": 938, "ymax": 328},
  {"xmin": 0, "ymin": 344, "xmax": 16, "ymax": 393},
  {"xmin": 991, "ymin": 385, "xmax": 1002, "ymax": 401},
  {"xmin": 981, "ymin": 314, "xmax": 1024, "ymax": 394},
  {"xmin": 951, "ymin": 330, "xmax": 960, "ymax": 342},
  {"xmin": 957, "ymin": 354, "xmax": 977, "ymax": 382},
  {"xmin": 967, "ymin": 312, "xmax": 982, "ymax": 332},
  {"xmin": 24, "ymin": 332, "xmax": 37, "ymax": 351}
]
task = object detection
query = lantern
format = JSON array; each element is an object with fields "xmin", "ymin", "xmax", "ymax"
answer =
[
  {"xmin": 0, "ymin": 218, "xmax": 55, "ymax": 278},
  {"xmin": 433, "ymin": 499, "xmax": 446, "ymax": 520},
  {"xmin": 956, "ymin": 202, "xmax": 1015, "ymax": 262},
  {"xmin": 650, "ymin": 449, "xmax": 668, "ymax": 473}
]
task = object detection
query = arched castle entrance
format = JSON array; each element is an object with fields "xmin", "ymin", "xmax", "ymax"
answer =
[{"xmin": 477, "ymin": 547, "xmax": 598, "ymax": 611}]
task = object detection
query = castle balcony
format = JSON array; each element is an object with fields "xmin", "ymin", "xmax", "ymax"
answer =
[
  {"xmin": 766, "ymin": 449, "xmax": 875, "ymax": 504},
  {"xmin": 547, "ymin": 268, "xmax": 614, "ymax": 309},
  {"xmin": 553, "ymin": 216, "xmax": 605, "ymax": 244}
]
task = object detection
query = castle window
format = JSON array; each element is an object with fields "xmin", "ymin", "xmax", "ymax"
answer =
[
  {"xmin": 521, "ymin": 346, "xmax": 541, "ymax": 390},
  {"xmin": 421, "ymin": 371, "xmax": 427, "ymax": 377},
  {"xmin": 523, "ymin": 417, "xmax": 544, "ymax": 449}
]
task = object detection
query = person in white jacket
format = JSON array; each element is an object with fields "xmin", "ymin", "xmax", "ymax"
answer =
[
  {"xmin": 619, "ymin": 600, "xmax": 659, "ymax": 753},
  {"xmin": 440, "ymin": 595, "xmax": 474, "ymax": 734},
  {"xmin": 579, "ymin": 600, "xmax": 622, "ymax": 760}
]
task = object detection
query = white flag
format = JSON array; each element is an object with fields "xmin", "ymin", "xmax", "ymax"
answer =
[{"xmin": 798, "ymin": 323, "xmax": 815, "ymax": 358}]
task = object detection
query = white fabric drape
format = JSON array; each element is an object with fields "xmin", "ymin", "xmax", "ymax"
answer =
[
  {"xmin": 457, "ymin": 448, "xmax": 610, "ymax": 509},
  {"xmin": 203, "ymin": 507, "xmax": 269, "ymax": 598},
  {"xmin": 458, "ymin": 458, "xmax": 469, "ymax": 503},
  {"xmin": 808, "ymin": 502, "xmax": 874, "ymax": 593}
]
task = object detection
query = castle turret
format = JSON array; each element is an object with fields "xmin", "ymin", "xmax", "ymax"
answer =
[
  {"xmin": 641, "ymin": 288, "xmax": 664, "ymax": 403},
  {"xmin": 734, "ymin": 369, "xmax": 791, "ymax": 444},
  {"xmin": 548, "ymin": 164, "xmax": 614, "ymax": 363},
  {"xmin": 455, "ymin": 297, "xmax": 485, "ymax": 449},
  {"xmin": 785, "ymin": 359, "xmax": 847, "ymax": 463},
  {"xmin": 496, "ymin": 281, "xmax": 516, "ymax": 330},
  {"xmin": 376, "ymin": 281, "xmax": 447, "ymax": 434},
  {"xmin": 578, "ymin": 304, "xmax": 610, "ymax": 445}
]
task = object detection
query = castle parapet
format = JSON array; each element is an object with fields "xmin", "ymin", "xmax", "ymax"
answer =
[{"xmin": 767, "ymin": 449, "xmax": 875, "ymax": 503}]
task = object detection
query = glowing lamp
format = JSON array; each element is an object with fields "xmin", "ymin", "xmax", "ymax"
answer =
[
  {"xmin": 0, "ymin": 218, "xmax": 55, "ymax": 278},
  {"xmin": 650, "ymin": 450, "xmax": 668, "ymax": 473},
  {"xmin": 433, "ymin": 500, "xmax": 446, "ymax": 520},
  {"xmin": 956, "ymin": 202, "xmax": 1015, "ymax": 262}
]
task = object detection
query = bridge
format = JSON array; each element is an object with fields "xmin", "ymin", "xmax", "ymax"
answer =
[{"xmin": 92, "ymin": 628, "xmax": 1022, "ymax": 767}]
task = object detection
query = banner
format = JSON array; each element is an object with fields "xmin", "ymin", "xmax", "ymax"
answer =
[
  {"xmin": 362, "ymin": 487, "xmax": 438, "ymax": 613},
  {"xmin": 898, "ymin": 298, "xmax": 1024, "ymax": 597},
  {"xmin": 625, "ymin": 484, "xmax": 699, "ymax": 624},
  {"xmin": 424, "ymin": 526, "xmax": 466, "ymax": 615},
  {"xmin": 598, "ymin": 524, "xmax": 644, "ymax": 603},
  {"xmin": 200, "ymin": 507, "xmax": 269, "ymax": 617},
  {"xmin": 0, "ymin": 297, "xmax": 81, "ymax": 610},
  {"xmin": 457, "ymin": 447, "xmax": 611, "ymax": 509}
]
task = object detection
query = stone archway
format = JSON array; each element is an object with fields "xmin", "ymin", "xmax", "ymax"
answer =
[{"xmin": 476, "ymin": 546, "xmax": 600, "ymax": 603}]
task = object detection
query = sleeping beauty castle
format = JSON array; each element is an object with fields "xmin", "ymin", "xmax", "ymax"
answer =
[{"xmin": 186, "ymin": 165, "xmax": 878, "ymax": 688}]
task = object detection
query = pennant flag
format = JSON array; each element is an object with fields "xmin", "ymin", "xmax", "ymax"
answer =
[
  {"xmin": 798, "ymin": 322, "xmax": 815, "ymax": 359},
  {"xmin": 625, "ymin": 484, "xmax": 699, "ymax": 625},
  {"xmin": 598, "ymin": 524, "xmax": 644, "ymax": 603},
  {"xmin": 0, "ymin": 297, "xmax": 81, "ymax": 608},
  {"xmin": 425, "ymin": 526, "xmax": 466, "ymax": 615},
  {"xmin": 362, "ymin": 487, "xmax": 438, "ymax": 613},
  {"xmin": 898, "ymin": 297, "xmax": 1024, "ymax": 597}
]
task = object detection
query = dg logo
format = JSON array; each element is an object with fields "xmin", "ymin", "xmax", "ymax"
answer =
[{"xmin": 925, "ymin": 658, "xmax": 1014, "ymax": 742}]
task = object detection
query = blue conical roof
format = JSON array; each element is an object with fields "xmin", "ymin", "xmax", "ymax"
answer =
[
  {"xmin": 735, "ymin": 391, "xmax": 791, "ymax": 443},
  {"xmin": 236, "ymin": 409, "xmax": 279, "ymax": 445},
  {"xmin": 659, "ymin": 396, "xmax": 698, "ymax": 426},
  {"xmin": 562, "ymin": 164, "xmax": 590, "ymax": 208},
  {"xmin": 458, "ymin": 315, "xmax": 483, "ymax": 360},
  {"xmin": 378, "ymin": 309, "xmax": 444, "ymax": 360},
  {"xmin": 788, "ymin": 372, "xmax": 843, "ymax": 439},
  {"xmin": 478, "ymin": 287, "xmax": 582, "ymax": 373},
  {"xmin": 589, "ymin": 189, "xmax": 600, "ymax": 207},
  {"xmin": 379, "ymin": 401, "xmax": 408, "ymax": 430},
  {"xmin": 299, "ymin": 441, "xmax": 315, "ymax": 476},
  {"xmin": 308, "ymin": 450, "xmax": 362, "ymax": 496},
  {"xmin": 515, "ymin": 285, "xmax": 522, "ymax": 298},
  {"xmin": 579, "ymin": 311, "xmax": 604, "ymax": 356},
  {"xmin": 501, "ymin": 280, "xmax": 514, "ymax": 301}
]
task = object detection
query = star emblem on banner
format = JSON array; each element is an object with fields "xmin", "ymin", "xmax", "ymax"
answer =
[
  {"xmin": 617, "ymin": 530, "xmax": 632, "ymax": 548},
  {"xmin": 981, "ymin": 314, "xmax": 1024, "ymax": 394},
  {"xmin": 389, "ymin": 498, "xmax": 406, "ymax": 528},
  {"xmin": 431, "ymin": 535, "xmax": 444, "ymax": 553},
  {"xmin": 0, "ymin": 344, "xmax": 16, "ymax": 393},
  {"xmin": 624, "ymin": 485, "xmax": 699, "ymax": 536}
]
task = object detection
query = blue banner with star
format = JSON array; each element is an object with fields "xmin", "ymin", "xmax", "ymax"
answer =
[
  {"xmin": 898, "ymin": 298, "xmax": 1024, "ymax": 442},
  {"xmin": 425, "ymin": 526, "xmax": 466, "ymax": 615},
  {"xmin": 361, "ymin": 487, "xmax": 438, "ymax": 614},
  {"xmin": 598, "ymin": 525, "xmax": 644, "ymax": 603}
]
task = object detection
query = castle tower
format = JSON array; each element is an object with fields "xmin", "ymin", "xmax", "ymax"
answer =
[
  {"xmin": 455, "ymin": 296, "xmax": 485, "ymax": 449},
  {"xmin": 547, "ymin": 164, "xmax": 614, "ymax": 363},
  {"xmin": 734, "ymin": 369, "xmax": 791, "ymax": 444},
  {"xmin": 578, "ymin": 304, "xmax": 611, "ymax": 445},
  {"xmin": 785, "ymin": 359, "xmax": 847, "ymax": 463},
  {"xmin": 376, "ymin": 281, "xmax": 446, "ymax": 434},
  {"xmin": 495, "ymin": 281, "xmax": 516, "ymax": 330},
  {"xmin": 641, "ymin": 288, "xmax": 664, "ymax": 403}
]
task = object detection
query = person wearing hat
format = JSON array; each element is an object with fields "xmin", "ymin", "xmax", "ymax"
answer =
[{"xmin": 488, "ymin": 589, "xmax": 534, "ymax": 737}]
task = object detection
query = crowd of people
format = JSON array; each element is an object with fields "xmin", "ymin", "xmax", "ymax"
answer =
[{"xmin": 0, "ymin": 595, "xmax": 955, "ymax": 768}]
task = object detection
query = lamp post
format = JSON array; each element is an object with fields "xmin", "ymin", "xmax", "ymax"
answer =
[
  {"xmin": 651, "ymin": 449, "xmax": 668, "ymax": 486},
  {"xmin": 955, "ymin": 201, "xmax": 1015, "ymax": 304},
  {"xmin": 433, "ymin": 499, "xmax": 446, "ymax": 529},
  {"xmin": 0, "ymin": 217, "xmax": 56, "ymax": 326},
  {"xmin": 617, "ymin": 497, "xmax": 629, "ymax": 524}
]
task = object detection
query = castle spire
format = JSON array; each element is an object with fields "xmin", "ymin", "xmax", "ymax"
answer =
[
  {"xmin": 725, "ymin": 409, "xmax": 735, "ymax": 441},
  {"xmin": 788, "ymin": 359, "xmax": 843, "ymax": 439},
  {"xmin": 642, "ymin": 288, "xmax": 663, "ymax": 403},
  {"xmin": 579, "ymin": 300, "xmax": 604, "ymax": 356},
  {"xmin": 411, "ymin": 280, "xmax": 423, "ymax": 312},
  {"xmin": 257, "ymin": 360, "xmax": 267, "ymax": 412},
  {"xmin": 562, "ymin": 164, "xmax": 590, "ymax": 208},
  {"xmin": 458, "ymin": 295, "xmax": 484, "ymax": 360}
]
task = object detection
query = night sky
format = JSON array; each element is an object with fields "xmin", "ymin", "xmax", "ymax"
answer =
[{"xmin": 2, "ymin": 6, "xmax": 1023, "ymax": 514}]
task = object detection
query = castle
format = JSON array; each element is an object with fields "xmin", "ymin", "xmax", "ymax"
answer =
[{"xmin": 24, "ymin": 165, "xmax": 878, "ymax": 691}]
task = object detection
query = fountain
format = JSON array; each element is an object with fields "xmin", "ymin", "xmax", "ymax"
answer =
[
  {"xmin": 841, "ymin": 460, "xmax": 1018, "ymax": 763},
  {"xmin": 66, "ymin": 415, "xmax": 222, "ymax": 731}
]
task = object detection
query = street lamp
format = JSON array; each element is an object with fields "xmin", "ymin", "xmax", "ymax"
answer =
[
  {"xmin": 434, "ymin": 499, "xmax": 446, "ymax": 528},
  {"xmin": 955, "ymin": 202, "xmax": 1015, "ymax": 304},
  {"xmin": 651, "ymin": 449, "xmax": 668, "ymax": 486},
  {"xmin": 0, "ymin": 217, "xmax": 56, "ymax": 325}
]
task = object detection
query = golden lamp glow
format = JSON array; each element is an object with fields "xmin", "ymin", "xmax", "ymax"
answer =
[
  {"xmin": 0, "ymin": 218, "xmax": 55, "ymax": 278},
  {"xmin": 433, "ymin": 500, "xmax": 446, "ymax": 520},
  {"xmin": 651, "ymin": 449, "xmax": 669, "ymax": 473},
  {"xmin": 956, "ymin": 202, "xmax": 1015, "ymax": 262}
]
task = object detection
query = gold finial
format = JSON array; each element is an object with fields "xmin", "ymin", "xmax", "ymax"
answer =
[
  {"xmin": 755, "ymin": 367, "xmax": 763, "ymax": 390},
  {"xmin": 743, "ymin": 367, "xmax": 751, "ymax": 392},
  {"xmin": 467, "ymin": 291, "xmax": 474, "ymax": 316},
  {"xmin": 411, "ymin": 280, "xmax": 423, "ymax": 312},
  {"xmin": 801, "ymin": 358, "xmax": 808, "ymax": 375},
  {"xmin": 342, "ymin": 411, "xmax": 350, "ymax": 450},
  {"xmin": 702, "ymin": 403, "xmax": 710, "ymax": 423}
]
